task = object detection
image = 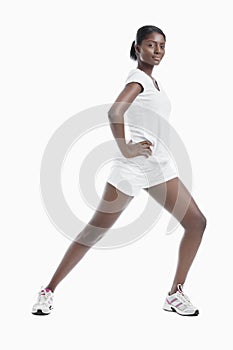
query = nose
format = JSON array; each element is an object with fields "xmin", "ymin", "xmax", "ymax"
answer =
[{"xmin": 154, "ymin": 45, "xmax": 161, "ymax": 54}]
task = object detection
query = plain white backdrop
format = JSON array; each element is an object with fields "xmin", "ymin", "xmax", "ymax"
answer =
[{"xmin": 1, "ymin": 0, "xmax": 233, "ymax": 348}]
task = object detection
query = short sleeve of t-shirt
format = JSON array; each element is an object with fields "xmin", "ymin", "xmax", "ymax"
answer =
[{"xmin": 125, "ymin": 69, "xmax": 148, "ymax": 93}]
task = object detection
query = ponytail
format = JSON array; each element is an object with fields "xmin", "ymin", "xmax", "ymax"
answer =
[{"xmin": 130, "ymin": 40, "xmax": 137, "ymax": 61}]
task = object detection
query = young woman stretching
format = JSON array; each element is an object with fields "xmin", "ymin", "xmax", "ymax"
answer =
[{"xmin": 32, "ymin": 25, "xmax": 207, "ymax": 317}]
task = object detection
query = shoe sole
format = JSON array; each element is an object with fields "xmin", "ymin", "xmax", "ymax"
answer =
[
  {"xmin": 163, "ymin": 307, "xmax": 199, "ymax": 316},
  {"xmin": 32, "ymin": 308, "xmax": 52, "ymax": 316}
]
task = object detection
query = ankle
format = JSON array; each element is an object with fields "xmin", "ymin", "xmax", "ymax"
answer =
[
  {"xmin": 169, "ymin": 285, "xmax": 179, "ymax": 295},
  {"xmin": 45, "ymin": 286, "xmax": 55, "ymax": 293},
  {"xmin": 169, "ymin": 282, "xmax": 184, "ymax": 295},
  {"xmin": 169, "ymin": 289, "xmax": 177, "ymax": 295}
]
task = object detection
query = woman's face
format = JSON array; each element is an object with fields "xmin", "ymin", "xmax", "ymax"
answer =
[{"xmin": 136, "ymin": 32, "xmax": 166, "ymax": 66}]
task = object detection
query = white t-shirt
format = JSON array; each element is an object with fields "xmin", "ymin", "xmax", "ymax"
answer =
[
  {"xmin": 124, "ymin": 68, "xmax": 172, "ymax": 149},
  {"xmin": 125, "ymin": 68, "xmax": 172, "ymax": 118},
  {"xmin": 106, "ymin": 68, "xmax": 178, "ymax": 196}
]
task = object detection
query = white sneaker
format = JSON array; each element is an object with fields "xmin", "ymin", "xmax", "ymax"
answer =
[
  {"xmin": 163, "ymin": 284, "xmax": 199, "ymax": 316},
  {"xmin": 32, "ymin": 286, "xmax": 54, "ymax": 315}
]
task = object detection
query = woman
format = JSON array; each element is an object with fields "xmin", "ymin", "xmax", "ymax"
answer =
[{"xmin": 32, "ymin": 25, "xmax": 206, "ymax": 317}]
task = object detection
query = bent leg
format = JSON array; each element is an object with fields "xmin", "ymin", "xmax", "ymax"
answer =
[
  {"xmin": 143, "ymin": 177, "xmax": 207, "ymax": 294},
  {"xmin": 46, "ymin": 182, "xmax": 134, "ymax": 292}
]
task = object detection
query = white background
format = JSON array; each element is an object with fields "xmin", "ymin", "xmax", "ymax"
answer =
[{"xmin": 1, "ymin": 0, "xmax": 233, "ymax": 348}]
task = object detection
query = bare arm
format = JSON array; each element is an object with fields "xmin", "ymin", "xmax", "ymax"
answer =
[{"xmin": 108, "ymin": 82, "xmax": 152, "ymax": 158}]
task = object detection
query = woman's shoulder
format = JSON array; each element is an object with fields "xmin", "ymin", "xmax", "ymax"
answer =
[
  {"xmin": 126, "ymin": 68, "xmax": 145, "ymax": 79},
  {"xmin": 125, "ymin": 68, "xmax": 150, "ymax": 89}
]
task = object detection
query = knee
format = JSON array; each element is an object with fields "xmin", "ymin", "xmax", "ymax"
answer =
[
  {"xmin": 183, "ymin": 212, "xmax": 207, "ymax": 234},
  {"xmin": 199, "ymin": 214, "xmax": 207, "ymax": 233},
  {"xmin": 75, "ymin": 223, "xmax": 108, "ymax": 247}
]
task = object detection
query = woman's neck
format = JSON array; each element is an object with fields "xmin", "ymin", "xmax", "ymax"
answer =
[{"xmin": 136, "ymin": 63, "xmax": 154, "ymax": 77}]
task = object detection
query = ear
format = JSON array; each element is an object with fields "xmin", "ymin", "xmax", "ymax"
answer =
[{"xmin": 135, "ymin": 44, "xmax": 141, "ymax": 55}]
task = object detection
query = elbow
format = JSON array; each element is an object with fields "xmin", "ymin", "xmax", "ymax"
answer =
[
  {"xmin": 108, "ymin": 104, "xmax": 124, "ymax": 119},
  {"xmin": 107, "ymin": 110, "xmax": 114, "ymax": 120},
  {"xmin": 107, "ymin": 107, "xmax": 117, "ymax": 120},
  {"xmin": 108, "ymin": 109, "xmax": 123, "ymax": 122}
]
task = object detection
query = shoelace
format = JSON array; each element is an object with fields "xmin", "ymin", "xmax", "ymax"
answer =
[
  {"xmin": 176, "ymin": 292, "xmax": 192, "ymax": 306},
  {"xmin": 176, "ymin": 284, "xmax": 193, "ymax": 306},
  {"xmin": 183, "ymin": 293, "xmax": 191, "ymax": 303}
]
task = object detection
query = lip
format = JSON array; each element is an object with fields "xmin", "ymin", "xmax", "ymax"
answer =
[{"xmin": 153, "ymin": 57, "xmax": 161, "ymax": 60}]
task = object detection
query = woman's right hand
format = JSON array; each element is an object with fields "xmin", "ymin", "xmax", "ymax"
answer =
[{"xmin": 123, "ymin": 140, "xmax": 154, "ymax": 158}]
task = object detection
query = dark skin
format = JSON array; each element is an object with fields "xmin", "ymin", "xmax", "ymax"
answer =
[
  {"xmin": 107, "ymin": 32, "xmax": 166, "ymax": 159},
  {"xmin": 45, "ymin": 32, "xmax": 206, "ymax": 299},
  {"xmin": 135, "ymin": 31, "xmax": 166, "ymax": 86}
]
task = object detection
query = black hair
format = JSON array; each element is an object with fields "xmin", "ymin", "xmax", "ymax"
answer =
[{"xmin": 130, "ymin": 25, "xmax": 166, "ymax": 61}]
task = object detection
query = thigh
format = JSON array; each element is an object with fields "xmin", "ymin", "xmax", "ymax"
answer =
[
  {"xmin": 87, "ymin": 182, "xmax": 134, "ymax": 229},
  {"xmin": 143, "ymin": 177, "xmax": 204, "ymax": 228}
]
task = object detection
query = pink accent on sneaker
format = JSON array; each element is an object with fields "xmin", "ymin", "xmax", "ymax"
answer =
[
  {"xmin": 170, "ymin": 298, "xmax": 178, "ymax": 303},
  {"xmin": 166, "ymin": 297, "xmax": 178, "ymax": 304},
  {"xmin": 45, "ymin": 288, "xmax": 51, "ymax": 293},
  {"xmin": 175, "ymin": 302, "xmax": 182, "ymax": 308},
  {"xmin": 177, "ymin": 284, "xmax": 184, "ymax": 294}
]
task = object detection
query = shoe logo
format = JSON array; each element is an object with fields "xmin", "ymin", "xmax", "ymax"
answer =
[{"xmin": 167, "ymin": 297, "xmax": 183, "ymax": 308}]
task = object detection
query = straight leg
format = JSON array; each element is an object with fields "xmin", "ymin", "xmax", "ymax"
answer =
[{"xmin": 46, "ymin": 182, "xmax": 134, "ymax": 292}]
